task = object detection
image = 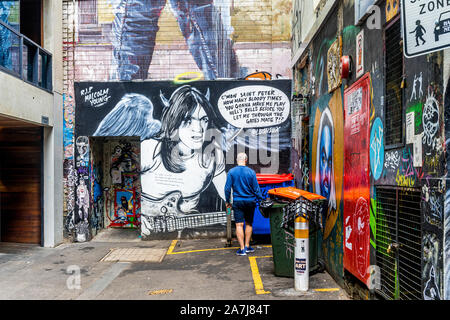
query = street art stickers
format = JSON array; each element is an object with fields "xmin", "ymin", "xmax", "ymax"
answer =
[{"xmin": 74, "ymin": 80, "xmax": 291, "ymax": 238}]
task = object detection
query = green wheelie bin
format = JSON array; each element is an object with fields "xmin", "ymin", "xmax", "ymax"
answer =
[
  {"xmin": 268, "ymin": 201, "xmax": 295, "ymax": 277},
  {"xmin": 266, "ymin": 198, "xmax": 325, "ymax": 278}
]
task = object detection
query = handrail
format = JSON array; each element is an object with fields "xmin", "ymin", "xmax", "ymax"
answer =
[{"xmin": 0, "ymin": 19, "xmax": 52, "ymax": 91}]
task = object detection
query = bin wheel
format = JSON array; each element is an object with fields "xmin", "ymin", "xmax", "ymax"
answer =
[{"xmin": 317, "ymin": 259, "xmax": 326, "ymax": 273}]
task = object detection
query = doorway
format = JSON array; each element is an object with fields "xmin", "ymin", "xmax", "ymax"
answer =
[
  {"xmin": 0, "ymin": 122, "xmax": 42, "ymax": 244},
  {"xmin": 89, "ymin": 136, "xmax": 141, "ymax": 237}
]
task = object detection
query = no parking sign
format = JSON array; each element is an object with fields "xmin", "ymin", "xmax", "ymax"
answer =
[{"xmin": 402, "ymin": 0, "xmax": 450, "ymax": 57}]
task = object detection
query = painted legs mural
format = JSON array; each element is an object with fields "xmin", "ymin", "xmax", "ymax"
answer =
[{"xmin": 110, "ymin": 0, "xmax": 240, "ymax": 80}]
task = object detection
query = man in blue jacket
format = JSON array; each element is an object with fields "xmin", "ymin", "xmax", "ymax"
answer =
[{"xmin": 225, "ymin": 153, "xmax": 263, "ymax": 256}]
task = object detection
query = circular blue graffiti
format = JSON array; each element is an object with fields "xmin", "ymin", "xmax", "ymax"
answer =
[{"xmin": 370, "ymin": 117, "xmax": 384, "ymax": 181}]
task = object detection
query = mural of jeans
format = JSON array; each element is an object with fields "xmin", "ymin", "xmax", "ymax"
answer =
[{"xmin": 110, "ymin": 0, "xmax": 240, "ymax": 80}]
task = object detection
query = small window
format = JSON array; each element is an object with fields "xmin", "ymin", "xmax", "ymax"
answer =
[
  {"xmin": 78, "ymin": 0, "xmax": 98, "ymax": 25},
  {"xmin": 384, "ymin": 18, "xmax": 404, "ymax": 147}
]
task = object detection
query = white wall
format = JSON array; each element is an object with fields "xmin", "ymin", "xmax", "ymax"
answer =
[{"xmin": 291, "ymin": 0, "xmax": 339, "ymax": 68}]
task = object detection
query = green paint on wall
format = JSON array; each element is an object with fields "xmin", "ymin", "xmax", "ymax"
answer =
[
  {"xmin": 406, "ymin": 102, "xmax": 423, "ymax": 133},
  {"xmin": 342, "ymin": 25, "xmax": 360, "ymax": 49},
  {"xmin": 370, "ymin": 198, "xmax": 376, "ymax": 249}
]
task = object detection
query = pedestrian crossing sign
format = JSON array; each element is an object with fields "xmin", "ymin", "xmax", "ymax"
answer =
[{"xmin": 402, "ymin": 0, "xmax": 450, "ymax": 57}]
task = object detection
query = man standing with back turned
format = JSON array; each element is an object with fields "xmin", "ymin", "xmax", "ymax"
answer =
[{"xmin": 225, "ymin": 153, "xmax": 264, "ymax": 256}]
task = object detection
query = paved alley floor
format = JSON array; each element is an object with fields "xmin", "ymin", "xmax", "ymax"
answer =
[{"xmin": 0, "ymin": 229, "xmax": 349, "ymax": 301}]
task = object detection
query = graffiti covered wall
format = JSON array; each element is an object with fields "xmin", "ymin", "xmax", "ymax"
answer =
[
  {"xmin": 348, "ymin": 0, "xmax": 446, "ymax": 298},
  {"xmin": 294, "ymin": 1, "xmax": 447, "ymax": 298},
  {"xmin": 72, "ymin": 80, "xmax": 291, "ymax": 240},
  {"xmin": 306, "ymin": 5, "xmax": 345, "ymax": 283},
  {"xmin": 62, "ymin": 0, "xmax": 293, "ymax": 240},
  {"xmin": 444, "ymin": 75, "xmax": 450, "ymax": 300}
]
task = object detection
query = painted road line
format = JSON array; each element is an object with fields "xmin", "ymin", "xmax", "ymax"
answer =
[
  {"xmin": 167, "ymin": 240, "xmax": 178, "ymax": 255},
  {"xmin": 149, "ymin": 289, "xmax": 174, "ymax": 295},
  {"xmin": 166, "ymin": 240, "xmax": 272, "ymax": 255},
  {"xmin": 249, "ymin": 255, "xmax": 273, "ymax": 295},
  {"xmin": 313, "ymin": 288, "xmax": 340, "ymax": 292},
  {"xmin": 76, "ymin": 262, "xmax": 130, "ymax": 300}
]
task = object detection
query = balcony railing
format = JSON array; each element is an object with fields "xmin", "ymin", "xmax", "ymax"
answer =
[{"xmin": 0, "ymin": 19, "xmax": 52, "ymax": 92}]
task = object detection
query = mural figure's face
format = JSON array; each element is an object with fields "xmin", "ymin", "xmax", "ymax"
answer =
[
  {"xmin": 319, "ymin": 124, "xmax": 332, "ymax": 199},
  {"xmin": 178, "ymin": 104, "xmax": 209, "ymax": 150}
]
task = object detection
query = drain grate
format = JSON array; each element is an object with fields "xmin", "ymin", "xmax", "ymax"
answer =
[{"xmin": 101, "ymin": 248, "xmax": 167, "ymax": 262}]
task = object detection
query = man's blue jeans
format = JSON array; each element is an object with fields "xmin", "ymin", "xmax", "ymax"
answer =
[{"xmin": 110, "ymin": 0, "xmax": 239, "ymax": 80}]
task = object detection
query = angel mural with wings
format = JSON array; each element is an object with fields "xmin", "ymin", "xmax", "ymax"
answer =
[{"xmin": 93, "ymin": 85, "xmax": 239, "ymax": 235}]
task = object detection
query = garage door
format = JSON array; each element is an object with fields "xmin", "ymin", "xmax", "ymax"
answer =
[{"xmin": 0, "ymin": 126, "xmax": 42, "ymax": 244}]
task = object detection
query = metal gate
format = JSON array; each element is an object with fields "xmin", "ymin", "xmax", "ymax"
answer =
[{"xmin": 375, "ymin": 187, "xmax": 422, "ymax": 300}]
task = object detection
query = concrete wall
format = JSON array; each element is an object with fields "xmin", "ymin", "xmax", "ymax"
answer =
[
  {"xmin": 0, "ymin": 72, "xmax": 55, "ymax": 126},
  {"xmin": 0, "ymin": 0, "xmax": 64, "ymax": 247}
]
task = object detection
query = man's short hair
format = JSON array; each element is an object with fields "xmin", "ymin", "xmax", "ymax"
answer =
[{"xmin": 237, "ymin": 152, "xmax": 248, "ymax": 163}]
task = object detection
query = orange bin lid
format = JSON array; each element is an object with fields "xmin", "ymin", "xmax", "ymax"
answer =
[
  {"xmin": 268, "ymin": 187, "xmax": 326, "ymax": 201},
  {"xmin": 256, "ymin": 173, "xmax": 294, "ymax": 184}
]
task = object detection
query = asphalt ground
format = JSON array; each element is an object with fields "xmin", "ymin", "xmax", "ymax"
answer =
[{"xmin": 0, "ymin": 228, "xmax": 349, "ymax": 309}]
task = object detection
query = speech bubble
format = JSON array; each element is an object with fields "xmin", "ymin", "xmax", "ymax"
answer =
[{"xmin": 217, "ymin": 85, "xmax": 290, "ymax": 128}]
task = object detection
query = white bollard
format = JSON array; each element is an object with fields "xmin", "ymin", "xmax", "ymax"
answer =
[{"xmin": 294, "ymin": 216, "xmax": 309, "ymax": 291}]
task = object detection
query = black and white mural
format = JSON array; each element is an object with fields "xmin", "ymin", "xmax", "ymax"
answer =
[{"xmin": 74, "ymin": 80, "xmax": 291, "ymax": 239}]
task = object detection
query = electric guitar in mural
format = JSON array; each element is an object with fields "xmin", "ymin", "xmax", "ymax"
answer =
[
  {"xmin": 141, "ymin": 191, "xmax": 228, "ymax": 234},
  {"xmin": 142, "ymin": 191, "xmax": 185, "ymax": 216}
]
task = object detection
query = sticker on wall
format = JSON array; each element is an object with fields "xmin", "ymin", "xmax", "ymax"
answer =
[
  {"xmin": 406, "ymin": 112, "xmax": 415, "ymax": 144},
  {"xmin": 327, "ymin": 37, "xmax": 342, "ymax": 93},
  {"xmin": 295, "ymin": 258, "xmax": 307, "ymax": 274},
  {"xmin": 413, "ymin": 133, "xmax": 423, "ymax": 167},
  {"xmin": 356, "ymin": 30, "xmax": 364, "ymax": 78},
  {"xmin": 370, "ymin": 117, "xmax": 384, "ymax": 181}
]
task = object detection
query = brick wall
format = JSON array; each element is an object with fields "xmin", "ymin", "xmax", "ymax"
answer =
[{"xmin": 62, "ymin": 0, "xmax": 292, "ymax": 237}]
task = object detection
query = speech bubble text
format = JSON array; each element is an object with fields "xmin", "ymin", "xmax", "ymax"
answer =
[{"xmin": 218, "ymin": 85, "xmax": 290, "ymax": 128}]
